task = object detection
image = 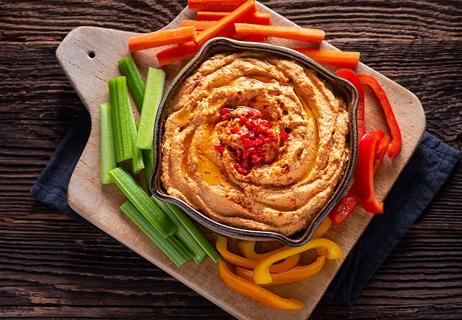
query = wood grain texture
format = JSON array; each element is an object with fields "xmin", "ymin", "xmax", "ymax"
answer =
[
  {"xmin": 58, "ymin": 2, "xmax": 425, "ymax": 316},
  {"xmin": 0, "ymin": 0, "xmax": 461, "ymax": 319}
]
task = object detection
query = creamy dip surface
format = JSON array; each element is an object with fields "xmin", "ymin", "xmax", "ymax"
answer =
[{"xmin": 161, "ymin": 52, "xmax": 349, "ymax": 236}]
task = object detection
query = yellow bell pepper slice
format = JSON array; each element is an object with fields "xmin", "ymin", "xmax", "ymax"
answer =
[
  {"xmin": 218, "ymin": 260, "xmax": 304, "ymax": 310},
  {"xmin": 236, "ymin": 240, "xmax": 271, "ymax": 260},
  {"xmin": 235, "ymin": 255, "xmax": 326, "ymax": 286},
  {"xmin": 235, "ymin": 216, "xmax": 331, "ymax": 267},
  {"xmin": 268, "ymin": 252, "xmax": 300, "ymax": 273},
  {"xmin": 216, "ymin": 236, "xmax": 300, "ymax": 273},
  {"xmin": 312, "ymin": 217, "xmax": 332, "ymax": 238},
  {"xmin": 253, "ymin": 238, "xmax": 343, "ymax": 284},
  {"xmin": 313, "ymin": 218, "xmax": 333, "ymax": 255}
]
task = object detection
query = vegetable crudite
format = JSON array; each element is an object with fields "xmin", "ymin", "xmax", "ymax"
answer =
[
  {"xmin": 99, "ymin": 57, "xmax": 220, "ymax": 268},
  {"xmin": 94, "ymin": 0, "xmax": 403, "ymax": 311}
]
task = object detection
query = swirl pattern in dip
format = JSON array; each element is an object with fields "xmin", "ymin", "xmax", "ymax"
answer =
[{"xmin": 161, "ymin": 52, "xmax": 350, "ymax": 236}]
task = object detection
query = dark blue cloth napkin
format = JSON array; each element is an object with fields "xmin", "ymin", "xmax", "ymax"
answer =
[{"xmin": 31, "ymin": 112, "xmax": 460, "ymax": 305}]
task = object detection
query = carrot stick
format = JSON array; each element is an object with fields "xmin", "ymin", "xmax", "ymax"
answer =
[
  {"xmin": 235, "ymin": 23, "xmax": 325, "ymax": 43},
  {"xmin": 196, "ymin": 11, "xmax": 271, "ymax": 25},
  {"xmin": 182, "ymin": 12, "xmax": 270, "ymax": 31},
  {"xmin": 249, "ymin": 12, "xmax": 271, "ymax": 25},
  {"xmin": 129, "ymin": 26, "xmax": 197, "ymax": 52},
  {"xmin": 292, "ymin": 48, "xmax": 360, "ymax": 68},
  {"xmin": 156, "ymin": 41, "xmax": 200, "ymax": 66},
  {"xmin": 195, "ymin": 0, "xmax": 257, "ymax": 45},
  {"xmin": 196, "ymin": 11, "xmax": 232, "ymax": 20},
  {"xmin": 180, "ymin": 20, "xmax": 217, "ymax": 31},
  {"xmin": 188, "ymin": 0, "xmax": 246, "ymax": 11},
  {"xmin": 183, "ymin": 24, "xmax": 265, "ymax": 41}
]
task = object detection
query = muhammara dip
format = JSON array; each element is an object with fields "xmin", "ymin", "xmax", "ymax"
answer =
[{"xmin": 161, "ymin": 52, "xmax": 349, "ymax": 236}]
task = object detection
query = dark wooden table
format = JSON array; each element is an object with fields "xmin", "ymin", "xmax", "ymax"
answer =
[{"xmin": 1, "ymin": 1, "xmax": 461, "ymax": 319}]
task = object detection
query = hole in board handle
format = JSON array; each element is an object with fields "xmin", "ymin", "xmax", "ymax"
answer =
[{"xmin": 88, "ymin": 51, "xmax": 96, "ymax": 59}]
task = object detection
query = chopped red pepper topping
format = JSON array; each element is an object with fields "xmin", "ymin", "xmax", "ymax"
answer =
[
  {"xmin": 230, "ymin": 125, "xmax": 240, "ymax": 134},
  {"xmin": 214, "ymin": 144, "xmax": 225, "ymax": 153},
  {"xmin": 217, "ymin": 107, "xmax": 288, "ymax": 175},
  {"xmin": 219, "ymin": 108, "xmax": 233, "ymax": 121},
  {"xmin": 234, "ymin": 163, "xmax": 249, "ymax": 175},
  {"xmin": 220, "ymin": 108, "xmax": 231, "ymax": 115},
  {"xmin": 235, "ymin": 148, "xmax": 242, "ymax": 160},
  {"xmin": 280, "ymin": 129, "xmax": 289, "ymax": 142}
]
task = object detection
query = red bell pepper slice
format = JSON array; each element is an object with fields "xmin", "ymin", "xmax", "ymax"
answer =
[
  {"xmin": 330, "ymin": 130, "xmax": 388, "ymax": 224},
  {"xmin": 335, "ymin": 69, "xmax": 366, "ymax": 138},
  {"xmin": 354, "ymin": 131, "xmax": 384, "ymax": 214},
  {"xmin": 358, "ymin": 74, "xmax": 402, "ymax": 158},
  {"xmin": 329, "ymin": 190, "xmax": 358, "ymax": 225},
  {"xmin": 374, "ymin": 133, "xmax": 390, "ymax": 171}
]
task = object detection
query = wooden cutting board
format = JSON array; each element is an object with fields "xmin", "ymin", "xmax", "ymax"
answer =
[{"xmin": 58, "ymin": 3, "xmax": 425, "ymax": 319}]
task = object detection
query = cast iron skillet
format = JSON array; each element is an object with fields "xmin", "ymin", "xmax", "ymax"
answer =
[{"xmin": 151, "ymin": 37, "xmax": 358, "ymax": 247}]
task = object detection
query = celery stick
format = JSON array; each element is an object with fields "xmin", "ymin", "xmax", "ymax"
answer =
[
  {"xmin": 120, "ymin": 201, "xmax": 190, "ymax": 267},
  {"xmin": 142, "ymin": 148, "xmax": 154, "ymax": 191},
  {"xmin": 131, "ymin": 118, "xmax": 144, "ymax": 175},
  {"xmin": 155, "ymin": 199, "xmax": 206, "ymax": 264},
  {"xmin": 167, "ymin": 203, "xmax": 220, "ymax": 263},
  {"xmin": 109, "ymin": 167, "xmax": 176, "ymax": 238},
  {"xmin": 99, "ymin": 103, "xmax": 116, "ymax": 184},
  {"xmin": 119, "ymin": 56, "xmax": 146, "ymax": 110},
  {"xmin": 136, "ymin": 68, "xmax": 165, "ymax": 150},
  {"xmin": 109, "ymin": 76, "xmax": 134, "ymax": 162}
]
